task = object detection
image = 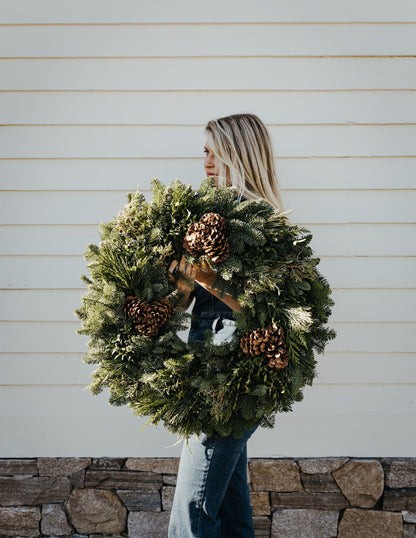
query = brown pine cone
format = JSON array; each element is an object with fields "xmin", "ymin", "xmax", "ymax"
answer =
[
  {"xmin": 123, "ymin": 296, "xmax": 147, "ymax": 321},
  {"xmin": 240, "ymin": 327, "xmax": 267, "ymax": 356},
  {"xmin": 199, "ymin": 213, "xmax": 230, "ymax": 263},
  {"xmin": 183, "ymin": 212, "xmax": 230, "ymax": 263},
  {"xmin": 152, "ymin": 297, "xmax": 175, "ymax": 326},
  {"xmin": 123, "ymin": 296, "xmax": 174, "ymax": 337},
  {"xmin": 182, "ymin": 222, "xmax": 202, "ymax": 256},
  {"xmin": 199, "ymin": 212, "xmax": 227, "ymax": 233},
  {"xmin": 240, "ymin": 324, "xmax": 289, "ymax": 370}
]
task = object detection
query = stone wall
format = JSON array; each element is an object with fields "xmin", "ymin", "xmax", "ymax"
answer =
[{"xmin": 0, "ymin": 457, "xmax": 415, "ymax": 537}]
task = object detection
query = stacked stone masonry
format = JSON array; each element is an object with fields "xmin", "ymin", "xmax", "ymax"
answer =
[{"xmin": 0, "ymin": 457, "xmax": 415, "ymax": 537}]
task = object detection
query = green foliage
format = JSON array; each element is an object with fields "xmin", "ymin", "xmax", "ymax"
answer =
[{"xmin": 75, "ymin": 178, "xmax": 335, "ymax": 439}]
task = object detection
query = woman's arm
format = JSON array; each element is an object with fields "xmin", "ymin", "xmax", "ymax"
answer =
[
  {"xmin": 168, "ymin": 256, "xmax": 242, "ymax": 313},
  {"xmin": 194, "ymin": 268, "xmax": 242, "ymax": 312}
]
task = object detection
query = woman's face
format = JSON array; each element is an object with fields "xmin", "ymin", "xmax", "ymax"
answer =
[{"xmin": 204, "ymin": 142, "xmax": 221, "ymax": 184}]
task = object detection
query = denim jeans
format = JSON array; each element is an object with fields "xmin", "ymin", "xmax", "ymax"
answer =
[
  {"xmin": 168, "ymin": 426, "xmax": 258, "ymax": 538},
  {"xmin": 169, "ymin": 305, "xmax": 257, "ymax": 537}
]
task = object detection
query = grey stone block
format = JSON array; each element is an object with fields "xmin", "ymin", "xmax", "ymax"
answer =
[
  {"xmin": 250, "ymin": 491, "xmax": 270, "ymax": 516},
  {"xmin": 385, "ymin": 460, "xmax": 416, "ymax": 489},
  {"xmin": 253, "ymin": 515, "xmax": 271, "ymax": 530},
  {"xmin": 271, "ymin": 491, "xmax": 348, "ymax": 510},
  {"xmin": 128, "ymin": 511, "xmax": 170, "ymax": 538},
  {"xmin": 249, "ymin": 459, "xmax": 301, "ymax": 492},
  {"xmin": 38, "ymin": 458, "xmax": 91, "ymax": 477},
  {"xmin": 333, "ymin": 460, "xmax": 384, "ymax": 508},
  {"xmin": 0, "ymin": 460, "xmax": 38, "ymax": 477},
  {"xmin": 0, "ymin": 477, "xmax": 71, "ymax": 507},
  {"xmin": 126, "ymin": 458, "xmax": 179, "ymax": 475},
  {"xmin": 85, "ymin": 470, "xmax": 162, "ymax": 490},
  {"xmin": 66, "ymin": 488, "xmax": 127, "ymax": 535},
  {"xmin": 90, "ymin": 458, "xmax": 126, "ymax": 470},
  {"xmin": 118, "ymin": 489, "xmax": 161, "ymax": 512},
  {"xmin": 403, "ymin": 511, "xmax": 416, "ymax": 523},
  {"xmin": 272, "ymin": 509, "xmax": 338, "ymax": 538},
  {"xmin": 301, "ymin": 472, "xmax": 341, "ymax": 493},
  {"xmin": 404, "ymin": 523, "xmax": 416, "ymax": 538},
  {"xmin": 70, "ymin": 469, "xmax": 85, "ymax": 489},
  {"xmin": 162, "ymin": 486, "xmax": 175, "ymax": 511},
  {"xmin": 299, "ymin": 458, "xmax": 349, "ymax": 474},
  {"xmin": 41, "ymin": 504, "xmax": 72, "ymax": 536},
  {"xmin": 0, "ymin": 507, "xmax": 41, "ymax": 537},
  {"xmin": 384, "ymin": 489, "xmax": 416, "ymax": 512},
  {"xmin": 163, "ymin": 474, "xmax": 177, "ymax": 486},
  {"xmin": 338, "ymin": 508, "xmax": 403, "ymax": 538}
]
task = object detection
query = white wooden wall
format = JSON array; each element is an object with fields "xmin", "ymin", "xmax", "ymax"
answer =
[{"xmin": 1, "ymin": 0, "xmax": 415, "ymax": 458}]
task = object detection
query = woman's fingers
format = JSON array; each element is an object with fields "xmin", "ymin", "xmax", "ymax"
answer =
[
  {"xmin": 168, "ymin": 257, "xmax": 193, "ymax": 283},
  {"xmin": 177, "ymin": 256, "xmax": 195, "ymax": 279},
  {"xmin": 178, "ymin": 255, "xmax": 188, "ymax": 274},
  {"xmin": 168, "ymin": 259, "xmax": 179, "ymax": 277},
  {"xmin": 170, "ymin": 256, "xmax": 206, "ymax": 282}
]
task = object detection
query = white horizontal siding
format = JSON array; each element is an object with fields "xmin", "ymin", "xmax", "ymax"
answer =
[
  {"xmin": 0, "ymin": 415, "xmax": 413, "ymax": 458},
  {"xmin": 308, "ymin": 225, "xmax": 416, "ymax": 256},
  {"xmin": 3, "ymin": 91, "xmax": 416, "ymax": 126},
  {"xmin": 318, "ymin": 257, "xmax": 416, "ymax": 288},
  {"xmin": 2, "ymin": 125, "xmax": 416, "ymax": 158},
  {"xmin": 315, "ymin": 354, "xmax": 416, "ymax": 385},
  {"xmin": 0, "ymin": 354, "xmax": 91, "ymax": 385},
  {"xmin": 1, "ymin": 24, "xmax": 416, "ymax": 57},
  {"xmin": 325, "ymin": 324, "xmax": 415, "ymax": 353},
  {"xmin": 1, "ymin": 0, "xmax": 416, "ymax": 23},
  {"xmin": 0, "ymin": 226, "xmax": 101, "ymax": 256},
  {"xmin": 1, "ymin": 5, "xmax": 415, "ymax": 458},
  {"xmin": 1, "ymin": 157, "xmax": 416, "ymax": 190},
  {"xmin": 2, "ymin": 58, "xmax": 416, "ymax": 91}
]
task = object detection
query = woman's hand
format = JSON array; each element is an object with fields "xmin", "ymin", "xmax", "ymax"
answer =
[
  {"xmin": 168, "ymin": 256, "xmax": 215, "ymax": 311},
  {"xmin": 168, "ymin": 255, "xmax": 242, "ymax": 313},
  {"xmin": 168, "ymin": 256, "xmax": 216, "ymax": 290}
]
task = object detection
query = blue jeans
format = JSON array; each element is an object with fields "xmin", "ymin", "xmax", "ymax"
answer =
[
  {"xmin": 168, "ymin": 426, "xmax": 257, "ymax": 538},
  {"xmin": 169, "ymin": 293, "xmax": 257, "ymax": 536}
]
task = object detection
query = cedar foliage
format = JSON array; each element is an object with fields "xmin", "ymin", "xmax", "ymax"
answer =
[{"xmin": 75, "ymin": 178, "xmax": 335, "ymax": 439}]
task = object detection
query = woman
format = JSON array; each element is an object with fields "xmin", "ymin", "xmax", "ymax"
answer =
[{"xmin": 168, "ymin": 114, "xmax": 283, "ymax": 538}]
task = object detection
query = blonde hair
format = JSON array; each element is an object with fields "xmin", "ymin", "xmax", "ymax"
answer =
[{"xmin": 205, "ymin": 113, "xmax": 283, "ymax": 211}]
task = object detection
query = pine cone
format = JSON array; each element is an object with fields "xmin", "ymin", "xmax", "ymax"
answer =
[
  {"xmin": 182, "ymin": 222, "xmax": 202, "ymax": 256},
  {"xmin": 183, "ymin": 212, "xmax": 230, "ymax": 263},
  {"xmin": 123, "ymin": 296, "xmax": 174, "ymax": 337},
  {"xmin": 240, "ymin": 324, "xmax": 289, "ymax": 370}
]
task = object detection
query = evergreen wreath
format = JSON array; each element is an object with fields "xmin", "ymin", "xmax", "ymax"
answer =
[{"xmin": 76, "ymin": 178, "xmax": 336, "ymax": 439}]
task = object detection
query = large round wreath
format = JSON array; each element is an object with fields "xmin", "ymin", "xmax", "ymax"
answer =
[{"xmin": 76, "ymin": 178, "xmax": 335, "ymax": 439}]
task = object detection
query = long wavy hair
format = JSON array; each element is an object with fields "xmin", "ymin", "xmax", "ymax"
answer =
[{"xmin": 205, "ymin": 113, "xmax": 283, "ymax": 211}]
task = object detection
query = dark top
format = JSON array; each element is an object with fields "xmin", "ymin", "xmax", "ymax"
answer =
[{"xmin": 188, "ymin": 282, "xmax": 234, "ymax": 342}]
